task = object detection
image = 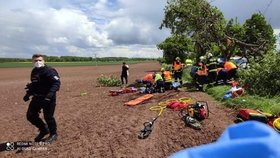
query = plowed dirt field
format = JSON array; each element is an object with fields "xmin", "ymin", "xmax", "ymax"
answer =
[{"xmin": 0, "ymin": 62, "xmax": 236, "ymax": 157}]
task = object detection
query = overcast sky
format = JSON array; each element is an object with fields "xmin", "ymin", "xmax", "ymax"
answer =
[{"xmin": 0, "ymin": 0, "xmax": 279, "ymax": 58}]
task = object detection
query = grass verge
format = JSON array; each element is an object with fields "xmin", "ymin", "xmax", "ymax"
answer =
[
  {"xmin": 206, "ymin": 85, "xmax": 280, "ymax": 114},
  {"xmin": 181, "ymin": 67, "xmax": 280, "ymax": 114}
]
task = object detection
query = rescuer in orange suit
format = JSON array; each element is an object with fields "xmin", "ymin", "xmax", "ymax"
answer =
[
  {"xmin": 172, "ymin": 57, "xmax": 184, "ymax": 86},
  {"xmin": 224, "ymin": 61, "xmax": 238, "ymax": 80},
  {"xmin": 160, "ymin": 68, "xmax": 173, "ymax": 90}
]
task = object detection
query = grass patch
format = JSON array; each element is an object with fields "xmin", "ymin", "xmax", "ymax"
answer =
[
  {"xmin": 180, "ymin": 65, "xmax": 280, "ymax": 114},
  {"xmin": 206, "ymin": 85, "xmax": 280, "ymax": 114}
]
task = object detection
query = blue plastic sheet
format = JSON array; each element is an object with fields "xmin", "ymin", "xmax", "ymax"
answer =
[
  {"xmin": 172, "ymin": 82, "xmax": 180, "ymax": 88},
  {"xmin": 170, "ymin": 121, "xmax": 280, "ymax": 158}
]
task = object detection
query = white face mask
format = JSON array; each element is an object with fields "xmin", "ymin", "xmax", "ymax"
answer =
[{"xmin": 33, "ymin": 61, "xmax": 45, "ymax": 68}]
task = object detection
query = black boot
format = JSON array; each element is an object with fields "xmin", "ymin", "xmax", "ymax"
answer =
[
  {"xmin": 34, "ymin": 128, "xmax": 49, "ymax": 142},
  {"xmin": 45, "ymin": 134, "xmax": 58, "ymax": 144}
]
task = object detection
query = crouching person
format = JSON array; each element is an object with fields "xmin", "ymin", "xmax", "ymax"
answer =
[
  {"xmin": 142, "ymin": 73, "xmax": 154, "ymax": 93},
  {"xmin": 224, "ymin": 61, "xmax": 238, "ymax": 81},
  {"xmin": 216, "ymin": 67, "xmax": 227, "ymax": 84},
  {"xmin": 195, "ymin": 62, "xmax": 208, "ymax": 91},
  {"xmin": 153, "ymin": 72, "xmax": 165, "ymax": 93},
  {"xmin": 160, "ymin": 68, "xmax": 173, "ymax": 90}
]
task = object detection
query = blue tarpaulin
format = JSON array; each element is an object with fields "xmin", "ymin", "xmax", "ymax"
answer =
[{"xmin": 170, "ymin": 121, "xmax": 280, "ymax": 158}]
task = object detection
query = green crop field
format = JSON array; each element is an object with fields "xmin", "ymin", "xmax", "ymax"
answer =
[{"xmin": 0, "ymin": 61, "xmax": 145, "ymax": 68}]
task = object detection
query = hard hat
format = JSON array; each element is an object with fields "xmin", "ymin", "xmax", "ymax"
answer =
[
  {"xmin": 199, "ymin": 56, "xmax": 206, "ymax": 61},
  {"xmin": 273, "ymin": 118, "xmax": 280, "ymax": 132},
  {"xmin": 217, "ymin": 58, "xmax": 225, "ymax": 64},
  {"xmin": 160, "ymin": 68, "xmax": 165, "ymax": 72},
  {"xmin": 207, "ymin": 53, "xmax": 213, "ymax": 58},
  {"xmin": 185, "ymin": 59, "xmax": 193, "ymax": 66},
  {"xmin": 175, "ymin": 57, "xmax": 181, "ymax": 61}
]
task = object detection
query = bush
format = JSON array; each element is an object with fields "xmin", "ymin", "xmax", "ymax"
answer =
[
  {"xmin": 97, "ymin": 75, "xmax": 122, "ymax": 87},
  {"xmin": 182, "ymin": 67, "xmax": 193, "ymax": 83},
  {"xmin": 239, "ymin": 52, "xmax": 280, "ymax": 97},
  {"xmin": 161, "ymin": 63, "xmax": 173, "ymax": 71}
]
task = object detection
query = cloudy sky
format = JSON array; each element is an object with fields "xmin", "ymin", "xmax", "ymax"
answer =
[{"xmin": 0, "ymin": 0, "xmax": 279, "ymax": 58}]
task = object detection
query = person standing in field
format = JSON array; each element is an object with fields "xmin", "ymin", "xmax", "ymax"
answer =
[
  {"xmin": 172, "ymin": 57, "xmax": 184, "ymax": 86},
  {"xmin": 23, "ymin": 54, "xmax": 60, "ymax": 143},
  {"xmin": 121, "ymin": 62, "xmax": 129, "ymax": 86}
]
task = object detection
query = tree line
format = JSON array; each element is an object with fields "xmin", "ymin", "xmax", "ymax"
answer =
[{"xmin": 0, "ymin": 56, "xmax": 157, "ymax": 62}]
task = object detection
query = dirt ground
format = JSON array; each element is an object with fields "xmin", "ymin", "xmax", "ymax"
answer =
[{"xmin": 0, "ymin": 62, "xmax": 237, "ymax": 158}]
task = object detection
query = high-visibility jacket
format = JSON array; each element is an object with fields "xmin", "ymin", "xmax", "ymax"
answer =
[
  {"xmin": 143, "ymin": 74, "xmax": 153, "ymax": 82},
  {"xmin": 162, "ymin": 71, "xmax": 172, "ymax": 82},
  {"xmin": 173, "ymin": 61, "xmax": 183, "ymax": 71},
  {"xmin": 197, "ymin": 64, "xmax": 208, "ymax": 76},
  {"xmin": 224, "ymin": 61, "xmax": 237, "ymax": 72},
  {"xmin": 206, "ymin": 57, "xmax": 217, "ymax": 72},
  {"xmin": 154, "ymin": 73, "xmax": 163, "ymax": 82}
]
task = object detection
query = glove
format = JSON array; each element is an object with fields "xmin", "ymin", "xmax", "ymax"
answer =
[
  {"xmin": 45, "ymin": 92, "xmax": 54, "ymax": 100},
  {"xmin": 43, "ymin": 97, "xmax": 51, "ymax": 105},
  {"xmin": 23, "ymin": 94, "xmax": 30, "ymax": 102},
  {"xmin": 43, "ymin": 93, "xmax": 53, "ymax": 105}
]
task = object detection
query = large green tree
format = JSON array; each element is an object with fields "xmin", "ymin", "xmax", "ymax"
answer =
[
  {"xmin": 157, "ymin": 34, "xmax": 192, "ymax": 63},
  {"xmin": 243, "ymin": 13, "xmax": 276, "ymax": 61},
  {"xmin": 159, "ymin": 0, "xmax": 276, "ymax": 61},
  {"xmin": 222, "ymin": 18, "xmax": 245, "ymax": 58},
  {"xmin": 160, "ymin": 0, "xmax": 226, "ymax": 60}
]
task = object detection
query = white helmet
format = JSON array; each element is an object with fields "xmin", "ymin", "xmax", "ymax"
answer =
[{"xmin": 207, "ymin": 53, "xmax": 213, "ymax": 59}]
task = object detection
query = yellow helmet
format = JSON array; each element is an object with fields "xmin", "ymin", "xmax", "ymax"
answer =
[
  {"xmin": 199, "ymin": 56, "xmax": 205, "ymax": 60},
  {"xmin": 199, "ymin": 56, "xmax": 206, "ymax": 62},
  {"xmin": 273, "ymin": 118, "xmax": 280, "ymax": 132},
  {"xmin": 185, "ymin": 59, "xmax": 193, "ymax": 66},
  {"xmin": 175, "ymin": 57, "xmax": 181, "ymax": 61},
  {"xmin": 160, "ymin": 68, "xmax": 165, "ymax": 72}
]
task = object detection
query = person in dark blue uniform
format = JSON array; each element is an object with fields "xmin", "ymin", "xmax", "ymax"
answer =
[
  {"xmin": 23, "ymin": 54, "xmax": 60, "ymax": 143},
  {"xmin": 121, "ymin": 62, "xmax": 129, "ymax": 85}
]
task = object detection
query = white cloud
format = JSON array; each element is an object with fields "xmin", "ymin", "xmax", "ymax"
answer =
[
  {"xmin": 105, "ymin": 0, "xmax": 169, "ymax": 45},
  {"xmin": 62, "ymin": 44, "xmax": 162, "ymax": 58},
  {"xmin": 4, "ymin": 0, "xmax": 279, "ymax": 58},
  {"xmin": 98, "ymin": 45, "xmax": 163, "ymax": 58},
  {"xmin": 274, "ymin": 29, "xmax": 280, "ymax": 36},
  {"xmin": 274, "ymin": 29, "xmax": 280, "ymax": 50},
  {"xmin": 0, "ymin": 0, "xmax": 168, "ymax": 58},
  {"xmin": 105, "ymin": 17, "xmax": 154, "ymax": 45},
  {"xmin": 0, "ymin": 6, "xmax": 113, "ymax": 57}
]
